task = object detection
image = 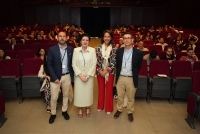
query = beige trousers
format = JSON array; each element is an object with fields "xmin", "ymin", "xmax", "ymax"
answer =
[
  {"xmin": 116, "ymin": 76, "xmax": 137, "ymax": 114},
  {"xmin": 50, "ymin": 74, "xmax": 71, "ymax": 115}
]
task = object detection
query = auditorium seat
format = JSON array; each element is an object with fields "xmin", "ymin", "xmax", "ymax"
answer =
[
  {"xmin": 193, "ymin": 61, "xmax": 200, "ymax": 71},
  {"xmin": 29, "ymin": 43, "xmax": 43, "ymax": 55},
  {"xmin": 14, "ymin": 44, "xmax": 29, "ymax": 55},
  {"xmin": 136, "ymin": 59, "xmax": 149, "ymax": 102},
  {"xmin": 6, "ymin": 50, "xmax": 15, "ymax": 59},
  {"xmin": 20, "ymin": 58, "xmax": 43, "ymax": 103},
  {"xmin": 149, "ymin": 60, "xmax": 172, "ymax": 103},
  {"xmin": 148, "ymin": 45, "xmax": 162, "ymax": 52},
  {"xmin": 17, "ymin": 50, "xmax": 34, "ymax": 63},
  {"xmin": 185, "ymin": 71, "xmax": 200, "ymax": 129},
  {"xmin": 0, "ymin": 59, "xmax": 20, "ymax": 98},
  {"xmin": 172, "ymin": 61, "xmax": 192, "ymax": 99},
  {"xmin": 195, "ymin": 46, "xmax": 200, "ymax": 53},
  {"xmin": 176, "ymin": 52, "xmax": 187, "ymax": 60},
  {"xmin": 0, "ymin": 44, "xmax": 12, "ymax": 50}
]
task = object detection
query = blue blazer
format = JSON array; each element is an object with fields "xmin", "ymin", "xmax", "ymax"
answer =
[
  {"xmin": 47, "ymin": 44, "xmax": 74, "ymax": 82},
  {"xmin": 115, "ymin": 47, "xmax": 143, "ymax": 88}
]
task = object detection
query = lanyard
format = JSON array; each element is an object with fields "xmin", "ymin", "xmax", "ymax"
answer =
[
  {"xmin": 60, "ymin": 49, "xmax": 67, "ymax": 63},
  {"xmin": 81, "ymin": 51, "xmax": 86, "ymax": 66},
  {"xmin": 124, "ymin": 49, "xmax": 132, "ymax": 67}
]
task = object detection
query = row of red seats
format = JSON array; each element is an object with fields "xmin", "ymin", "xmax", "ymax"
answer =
[
  {"xmin": 0, "ymin": 58, "xmax": 43, "ymax": 103},
  {"xmin": 138, "ymin": 59, "xmax": 200, "ymax": 104}
]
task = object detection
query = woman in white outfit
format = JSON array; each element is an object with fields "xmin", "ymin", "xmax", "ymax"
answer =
[{"xmin": 72, "ymin": 33, "xmax": 97, "ymax": 118}]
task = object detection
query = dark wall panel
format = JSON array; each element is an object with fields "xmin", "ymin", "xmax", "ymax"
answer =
[
  {"xmin": 120, "ymin": 8, "xmax": 131, "ymax": 26},
  {"xmin": 71, "ymin": 8, "xmax": 80, "ymax": 27},
  {"xmin": 48, "ymin": 6, "xmax": 60, "ymax": 25},
  {"xmin": 60, "ymin": 7, "xmax": 71, "ymax": 25},
  {"xmin": 110, "ymin": 8, "xmax": 120, "ymax": 28},
  {"xmin": 154, "ymin": 8, "xmax": 166, "ymax": 26},
  {"xmin": 24, "ymin": 6, "xmax": 37, "ymax": 25},
  {"xmin": 142, "ymin": 8, "xmax": 154, "ymax": 26},
  {"xmin": 131, "ymin": 8, "xmax": 143, "ymax": 26},
  {"xmin": 36, "ymin": 6, "xmax": 48, "ymax": 25}
]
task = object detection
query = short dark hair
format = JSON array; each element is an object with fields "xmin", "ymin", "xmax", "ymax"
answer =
[
  {"xmin": 79, "ymin": 33, "xmax": 91, "ymax": 43},
  {"xmin": 101, "ymin": 30, "xmax": 114, "ymax": 45},
  {"xmin": 150, "ymin": 50, "xmax": 158, "ymax": 59},
  {"xmin": 187, "ymin": 48, "xmax": 193, "ymax": 52}
]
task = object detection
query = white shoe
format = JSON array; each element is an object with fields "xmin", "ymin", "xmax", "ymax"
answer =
[
  {"xmin": 97, "ymin": 109, "xmax": 102, "ymax": 112},
  {"xmin": 107, "ymin": 112, "xmax": 111, "ymax": 115}
]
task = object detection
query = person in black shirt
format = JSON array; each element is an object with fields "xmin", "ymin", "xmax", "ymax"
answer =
[{"xmin": 161, "ymin": 47, "xmax": 176, "ymax": 64}]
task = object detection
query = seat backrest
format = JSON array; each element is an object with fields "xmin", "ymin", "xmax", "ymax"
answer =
[
  {"xmin": 17, "ymin": 50, "xmax": 34, "ymax": 63},
  {"xmin": 29, "ymin": 43, "xmax": 43, "ymax": 55},
  {"xmin": 6, "ymin": 50, "xmax": 15, "ymax": 59},
  {"xmin": 142, "ymin": 51, "xmax": 150, "ymax": 56},
  {"xmin": 158, "ymin": 51, "xmax": 166, "ymax": 59},
  {"xmin": 138, "ymin": 59, "xmax": 148, "ymax": 76},
  {"xmin": 149, "ymin": 60, "xmax": 170, "ymax": 78},
  {"xmin": 0, "ymin": 59, "xmax": 20, "ymax": 78},
  {"xmin": 148, "ymin": 45, "xmax": 162, "ymax": 52},
  {"xmin": 172, "ymin": 60, "xmax": 192, "ymax": 78},
  {"xmin": 0, "ymin": 44, "xmax": 12, "ymax": 50},
  {"xmin": 176, "ymin": 52, "xmax": 187, "ymax": 60},
  {"xmin": 14, "ymin": 44, "xmax": 28, "ymax": 55},
  {"xmin": 192, "ymin": 71, "xmax": 200, "ymax": 95},
  {"xmin": 24, "ymin": 40, "xmax": 37, "ymax": 45},
  {"xmin": 194, "ymin": 46, "xmax": 200, "ymax": 53},
  {"xmin": 193, "ymin": 61, "xmax": 200, "ymax": 71},
  {"xmin": 22, "ymin": 58, "xmax": 43, "ymax": 76}
]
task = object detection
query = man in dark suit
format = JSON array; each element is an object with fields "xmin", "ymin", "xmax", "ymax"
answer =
[
  {"xmin": 114, "ymin": 32, "xmax": 143, "ymax": 122},
  {"xmin": 47, "ymin": 31, "xmax": 74, "ymax": 124}
]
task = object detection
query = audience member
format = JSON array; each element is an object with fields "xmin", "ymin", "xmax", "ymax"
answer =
[
  {"xmin": 137, "ymin": 41, "xmax": 149, "ymax": 51},
  {"xmin": 156, "ymin": 37, "xmax": 168, "ymax": 51},
  {"xmin": 0, "ymin": 48, "xmax": 11, "ymax": 60},
  {"xmin": 180, "ymin": 48, "xmax": 198, "ymax": 64},
  {"xmin": 161, "ymin": 47, "xmax": 176, "ymax": 64},
  {"xmin": 96, "ymin": 30, "xmax": 117, "ymax": 115},
  {"xmin": 38, "ymin": 56, "xmax": 51, "ymax": 113},
  {"xmin": 72, "ymin": 33, "xmax": 97, "ymax": 118},
  {"xmin": 143, "ymin": 50, "xmax": 160, "ymax": 66},
  {"xmin": 35, "ymin": 48, "xmax": 46, "ymax": 60}
]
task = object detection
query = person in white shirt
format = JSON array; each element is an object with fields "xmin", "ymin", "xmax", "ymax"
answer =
[{"xmin": 156, "ymin": 37, "xmax": 168, "ymax": 51}]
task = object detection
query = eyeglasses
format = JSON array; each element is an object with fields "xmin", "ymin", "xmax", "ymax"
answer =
[{"xmin": 123, "ymin": 37, "xmax": 132, "ymax": 40}]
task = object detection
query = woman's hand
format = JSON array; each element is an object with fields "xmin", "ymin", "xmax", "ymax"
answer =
[{"xmin": 79, "ymin": 74, "xmax": 88, "ymax": 82}]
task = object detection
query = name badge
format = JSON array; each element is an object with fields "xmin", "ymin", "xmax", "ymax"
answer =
[{"xmin": 62, "ymin": 64, "xmax": 66, "ymax": 69}]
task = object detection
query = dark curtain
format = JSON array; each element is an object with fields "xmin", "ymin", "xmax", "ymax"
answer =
[{"xmin": 80, "ymin": 7, "xmax": 110, "ymax": 37}]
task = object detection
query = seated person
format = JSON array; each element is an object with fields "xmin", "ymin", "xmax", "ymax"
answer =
[
  {"xmin": 66, "ymin": 36, "xmax": 78, "ymax": 48},
  {"xmin": 10, "ymin": 37, "xmax": 17, "ymax": 49},
  {"xmin": 161, "ymin": 47, "xmax": 176, "ymax": 64},
  {"xmin": 137, "ymin": 41, "xmax": 149, "ymax": 51},
  {"xmin": 35, "ymin": 47, "xmax": 47, "ymax": 61},
  {"xmin": 156, "ymin": 37, "xmax": 168, "ymax": 51},
  {"xmin": 38, "ymin": 57, "xmax": 51, "ymax": 113},
  {"xmin": 143, "ymin": 50, "xmax": 160, "ymax": 66},
  {"xmin": 116, "ymin": 38, "xmax": 124, "ymax": 48},
  {"xmin": 183, "ymin": 37, "xmax": 197, "ymax": 51},
  {"xmin": 0, "ymin": 48, "xmax": 11, "ymax": 60},
  {"xmin": 180, "ymin": 48, "xmax": 198, "ymax": 64}
]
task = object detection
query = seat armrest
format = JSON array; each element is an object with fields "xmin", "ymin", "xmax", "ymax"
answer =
[{"xmin": 189, "ymin": 92, "xmax": 200, "ymax": 101}]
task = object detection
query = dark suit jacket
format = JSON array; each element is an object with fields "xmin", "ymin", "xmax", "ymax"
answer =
[
  {"xmin": 47, "ymin": 44, "xmax": 74, "ymax": 82},
  {"xmin": 115, "ymin": 47, "xmax": 143, "ymax": 88}
]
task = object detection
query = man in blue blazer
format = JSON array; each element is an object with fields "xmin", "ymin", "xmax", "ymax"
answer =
[
  {"xmin": 114, "ymin": 32, "xmax": 143, "ymax": 122},
  {"xmin": 47, "ymin": 31, "xmax": 74, "ymax": 124}
]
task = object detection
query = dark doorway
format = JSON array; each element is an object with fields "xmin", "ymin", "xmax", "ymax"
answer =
[{"xmin": 80, "ymin": 7, "xmax": 110, "ymax": 37}]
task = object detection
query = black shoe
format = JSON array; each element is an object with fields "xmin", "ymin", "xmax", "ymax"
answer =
[
  {"xmin": 114, "ymin": 110, "xmax": 121, "ymax": 119},
  {"xmin": 49, "ymin": 115, "xmax": 56, "ymax": 124},
  {"xmin": 62, "ymin": 111, "xmax": 70, "ymax": 120},
  {"xmin": 128, "ymin": 113, "xmax": 134, "ymax": 122}
]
